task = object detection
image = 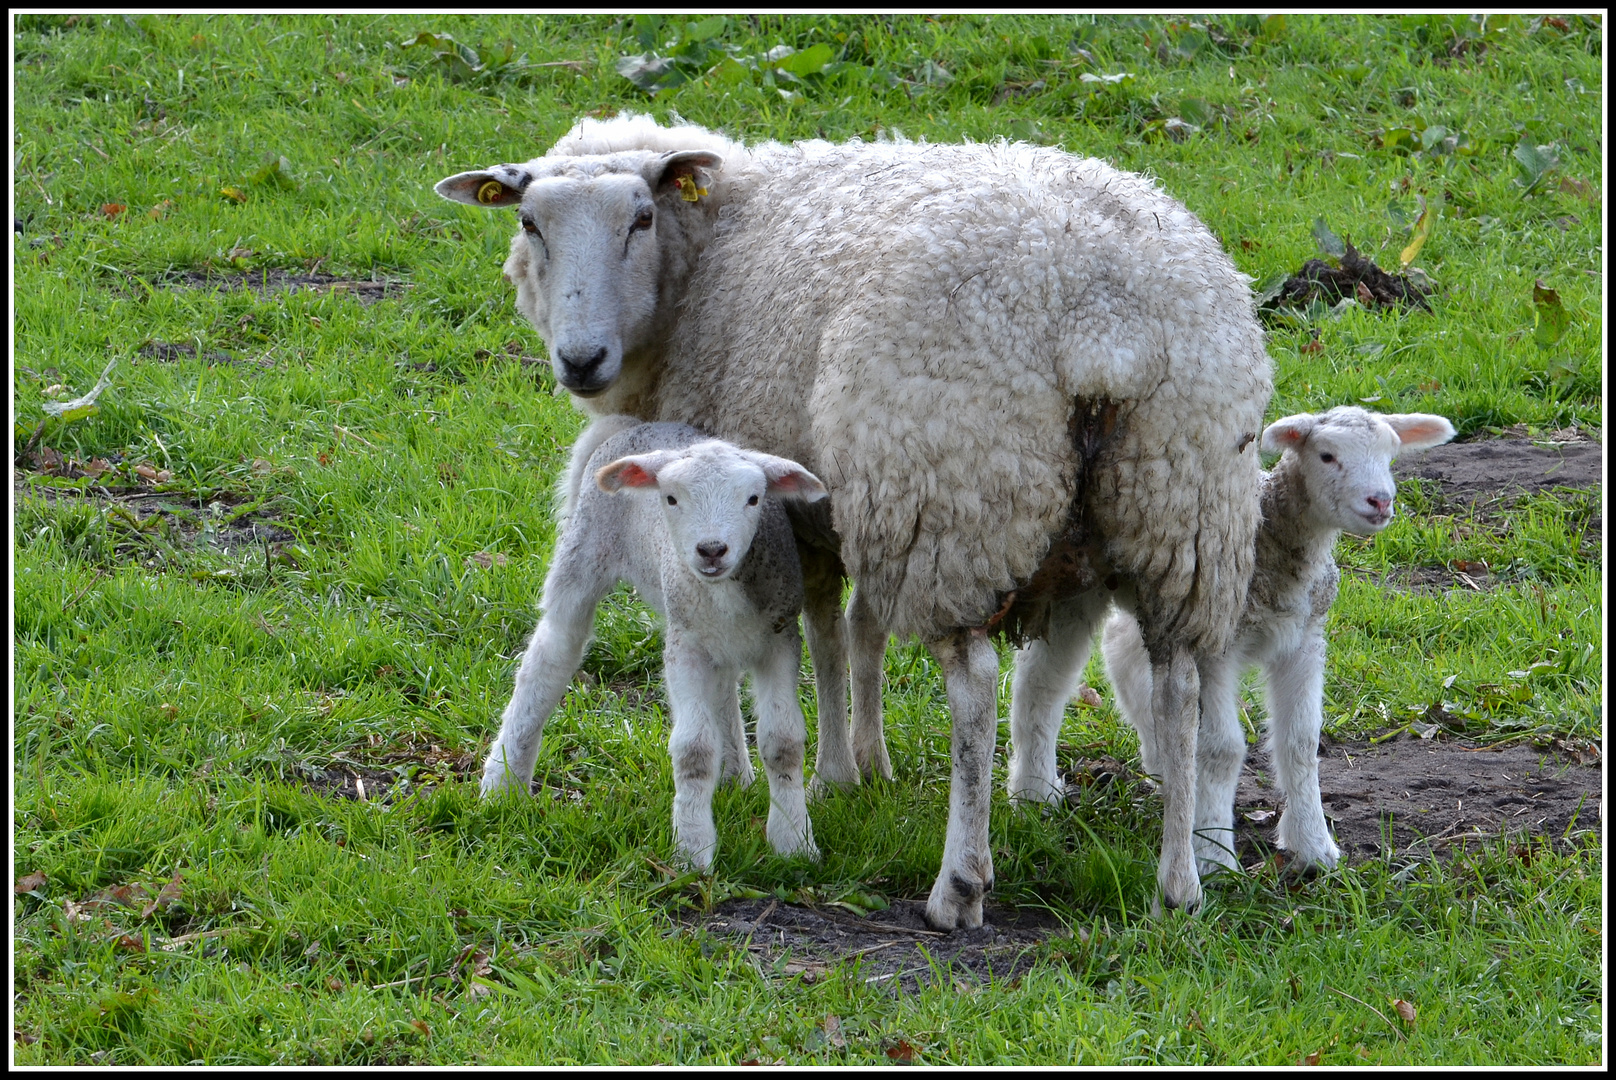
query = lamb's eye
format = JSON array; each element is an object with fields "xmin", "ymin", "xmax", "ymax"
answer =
[
  {"xmin": 666, "ymin": 495, "xmax": 677, "ymax": 506},
  {"xmin": 1319, "ymin": 452, "xmax": 1335, "ymax": 464},
  {"xmin": 631, "ymin": 208, "xmax": 654, "ymax": 232},
  {"xmin": 747, "ymin": 494, "xmax": 759, "ymax": 506},
  {"xmin": 521, "ymin": 217, "xmax": 541, "ymax": 237}
]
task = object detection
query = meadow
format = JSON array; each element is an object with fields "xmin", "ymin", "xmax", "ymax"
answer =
[{"xmin": 11, "ymin": 13, "xmax": 1603, "ymax": 1064}]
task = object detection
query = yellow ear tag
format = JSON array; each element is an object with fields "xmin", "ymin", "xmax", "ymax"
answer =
[
  {"xmin": 476, "ymin": 180, "xmax": 505, "ymax": 205},
  {"xmin": 674, "ymin": 174, "xmax": 707, "ymax": 202}
]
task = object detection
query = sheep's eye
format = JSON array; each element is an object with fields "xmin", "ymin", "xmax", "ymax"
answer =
[
  {"xmin": 631, "ymin": 208, "xmax": 654, "ymax": 232},
  {"xmin": 1319, "ymin": 452, "xmax": 1335, "ymax": 464},
  {"xmin": 521, "ymin": 217, "xmax": 541, "ymax": 237},
  {"xmin": 747, "ymin": 494, "xmax": 759, "ymax": 506},
  {"xmin": 666, "ymin": 495, "xmax": 677, "ymax": 506}
]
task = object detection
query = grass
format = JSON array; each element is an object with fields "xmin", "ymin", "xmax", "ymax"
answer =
[{"xmin": 12, "ymin": 13, "xmax": 1603, "ymax": 1065}]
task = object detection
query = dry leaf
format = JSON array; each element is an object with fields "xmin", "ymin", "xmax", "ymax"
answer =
[
  {"xmin": 1355, "ymin": 281, "xmax": 1375, "ymax": 307},
  {"xmin": 823, "ymin": 1014, "xmax": 845, "ymax": 1049},
  {"xmin": 886, "ymin": 1038, "xmax": 920, "ymax": 1063},
  {"xmin": 303, "ymin": 940, "xmax": 322, "ymax": 960},
  {"xmin": 14, "ymin": 1030, "xmax": 39, "ymax": 1045},
  {"xmin": 465, "ymin": 551, "xmax": 509, "ymax": 569},
  {"xmin": 467, "ymin": 981, "xmax": 492, "ymax": 1000},
  {"xmin": 139, "ymin": 869, "xmax": 183, "ymax": 919},
  {"xmin": 410, "ymin": 1019, "xmax": 432, "ymax": 1039},
  {"xmin": 100, "ymin": 203, "xmax": 127, "ymax": 219},
  {"xmin": 327, "ymin": 977, "xmax": 346, "ymax": 993},
  {"xmin": 1303, "ymin": 1049, "xmax": 1322, "ymax": 1065},
  {"xmin": 14, "ymin": 871, "xmax": 47, "ymax": 895},
  {"xmin": 1393, "ymin": 999, "xmax": 1416, "ymax": 1024},
  {"xmin": 148, "ymin": 199, "xmax": 174, "ymax": 220},
  {"xmin": 1076, "ymin": 685, "xmax": 1104, "ymax": 709},
  {"xmin": 62, "ymin": 898, "xmax": 91, "ymax": 923},
  {"xmin": 115, "ymin": 934, "xmax": 147, "ymax": 952},
  {"xmin": 227, "ymin": 246, "xmax": 255, "ymax": 260}
]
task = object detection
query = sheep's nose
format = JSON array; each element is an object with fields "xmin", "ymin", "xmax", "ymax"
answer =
[
  {"xmin": 557, "ymin": 346, "xmax": 608, "ymax": 379},
  {"xmin": 696, "ymin": 541, "xmax": 728, "ymax": 560},
  {"xmin": 1366, "ymin": 494, "xmax": 1392, "ymax": 516}
]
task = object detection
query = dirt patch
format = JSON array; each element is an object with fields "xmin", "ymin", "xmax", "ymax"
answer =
[
  {"xmin": 1266, "ymin": 243, "xmax": 1434, "ymax": 312},
  {"xmin": 152, "ymin": 269, "xmax": 409, "ymax": 304},
  {"xmin": 137, "ymin": 341, "xmax": 268, "ymax": 368},
  {"xmin": 683, "ymin": 896, "xmax": 1066, "ymax": 994},
  {"xmin": 1394, "ymin": 435, "xmax": 1603, "ymax": 503},
  {"xmin": 1233, "ymin": 736, "xmax": 1602, "ymax": 865}
]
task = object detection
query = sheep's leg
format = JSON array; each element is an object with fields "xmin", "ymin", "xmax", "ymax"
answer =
[
  {"xmin": 924, "ymin": 629, "xmax": 999, "ymax": 931},
  {"xmin": 1100, "ymin": 611, "xmax": 1159, "ymax": 780},
  {"xmin": 847, "ymin": 584, "xmax": 893, "ymax": 782},
  {"xmin": 715, "ymin": 681, "xmax": 755, "ymax": 789},
  {"xmin": 1264, "ymin": 631, "xmax": 1340, "ymax": 871},
  {"xmin": 1151, "ymin": 644, "xmax": 1203, "ymax": 913},
  {"xmin": 752, "ymin": 633, "xmax": 819, "ymax": 859},
  {"xmin": 662, "ymin": 640, "xmax": 728, "ymax": 871},
  {"xmin": 801, "ymin": 551, "xmax": 856, "ymax": 794},
  {"xmin": 1192, "ymin": 652, "xmax": 1245, "ymax": 876},
  {"xmin": 1008, "ymin": 593, "xmax": 1107, "ymax": 805},
  {"xmin": 482, "ymin": 565, "xmax": 612, "ymax": 798}
]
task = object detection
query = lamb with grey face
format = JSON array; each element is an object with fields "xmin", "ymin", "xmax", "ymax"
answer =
[{"xmin": 484, "ymin": 417, "xmax": 827, "ymax": 872}]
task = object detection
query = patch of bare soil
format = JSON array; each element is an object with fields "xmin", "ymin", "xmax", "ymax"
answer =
[
  {"xmin": 153, "ymin": 269, "xmax": 408, "ymax": 304},
  {"xmin": 683, "ymin": 896, "xmax": 1066, "ymax": 994},
  {"xmin": 1233, "ymin": 736, "xmax": 1601, "ymax": 866},
  {"xmin": 1394, "ymin": 434, "xmax": 1604, "ymax": 504}
]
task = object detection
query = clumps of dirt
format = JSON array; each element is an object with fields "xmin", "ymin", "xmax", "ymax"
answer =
[
  {"xmin": 152, "ymin": 269, "xmax": 409, "ymax": 304},
  {"xmin": 1233, "ymin": 736, "xmax": 1601, "ymax": 865},
  {"xmin": 682, "ymin": 896, "xmax": 1066, "ymax": 995},
  {"xmin": 1269, "ymin": 243, "xmax": 1434, "ymax": 312}
]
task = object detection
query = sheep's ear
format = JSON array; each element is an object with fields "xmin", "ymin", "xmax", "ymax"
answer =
[
  {"xmin": 1382, "ymin": 413, "xmax": 1456, "ymax": 453},
  {"xmin": 646, "ymin": 150, "xmax": 723, "ymax": 200},
  {"xmin": 596, "ymin": 450, "xmax": 677, "ymax": 493},
  {"xmin": 1261, "ymin": 413, "xmax": 1316, "ymax": 453},
  {"xmin": 434, "ymin": 164, "xmax": 535, "ymax": 208},
  {"xmin": 750, "ymin": 453, "xmax": 828, "ymax": 503}
]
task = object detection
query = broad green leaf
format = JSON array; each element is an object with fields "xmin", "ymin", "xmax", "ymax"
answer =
[
  {"xmin": 1311, "ymin": 216, "xmax": 1345, "ymax": 259},
  {"xmin": 249, "ymin": 154, "xmax": 298, "ymax": 191},
  {"xmin": 615, "ymin": 52, "xmax": 677, "ymax": 92},
  {"xmin": 1400, "ymin": 191, "xmax": 1440, "ymax": 267},
  {"xmin": 1260, "ymin": 13, "xmax": 1287, "ymax": 39},
  {"xmin": 775, "ymin": 42, "xmax": 834, "ymax": 77},
  {"xmin": 1532, "ymin": 281, "xmax": 1570, "ymax": 348},
  {"xmin": 1513, "ymin": 140, "xmax": 1561, "ymax": 190},
  {"xmin": 633, "ymin": 13, "xmax": 662, "ymax": 51},
  {"xmin": 681, "ymin": 16, "xmax": 726, "ymax": 43},
  {"xmin": 1178, "ymin": 96, "xmax": 1215, "ymax": 127}
]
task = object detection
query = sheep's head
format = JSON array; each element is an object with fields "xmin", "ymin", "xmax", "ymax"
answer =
[
  {"xmin": 1261, "ymin": 406, "xmax": 1455, "ymax": 535},
  {"xmin": 596, "ymin": 441, "xmax": 826, "ymax": 581},
  {"xmin": 436, "ymin": 149, "xmax": 721, "ymax": 397}
]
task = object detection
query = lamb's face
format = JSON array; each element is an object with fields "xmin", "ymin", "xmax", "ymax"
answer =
[
  {"xmin": 435, "ymin": 148, "xmax": 722, "ymax": 398},
  {"xmin": 1263, "ymin": 406, "xmax": 1456, "ymax": 537},
  {"xmin": 596, "ymin": 441, "xmax": 828, "ymax": 582}
]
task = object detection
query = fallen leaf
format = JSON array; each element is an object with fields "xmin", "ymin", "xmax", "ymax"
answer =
[
  {"xmin": 326, "ymin": 977, "xmax": 345, "ymax": 993},
  {"xmin": 1399, "ymin": 192, "xmax": 1440, "ymax": 267},
  {"xmin": 1076, "ymin": 685, "xmax": 1104, "ymax": 709},
  {"xmin": 1393, "ymin": 999, "xmax": 1416, "ymax": 1024},
  {"xmin": 15, "ymin": 871, "xmax": 48, "ymax": 895},
  {"xmin": 886, "ymin": 1038, "xmax": 920, "ymax": 1063},
  {"xmin": 115, "ymin": 934, "xmax": 147, "ymax": 952},
  {"xmin": 133, "ymin": 463, "xmax": 173, "ymax": 483},
  {"xmin": 148, "ymin": 199, "xmax": 174, "ymax": 219},
  {"xmin": 465, "ymin": 551, "xmax": 509, "ymax": 569},
  {"xmin": 62, "ymin": 899, "xmax": 91, "ymax": 923},
  {"xmin": 100, "ymin": 203, "xmax": 127, "ymax": 219},
  {"xmin": 303, "ymin": 940, "xmax": 321, "ymax": 960},
  {"xmin": 410, "ymin": 1019, "xmax": 432, "ymax": 1039},
  {"xmin": 1301, "ymin": 330, "xmax": 1324, "ymax": 355},
  {"xmin": 1302, "ymin": 1049, "xmax": 1322, "ymax": 1065},
  {"xmin": 139, "ymin": 870, "xmax": 183, "ymax": 919},
  {"xmin": 227, "ymin": 246, "xmax": 255, "ymax": 260},
  {"xmin": 14, "ymin": 1030, "xmax": 39, "ymax": 1045},
  {"xmin": 823, "ymin": 1014, "xmax": 846, "ymax": 1049},
  {"xmin": 1532, "ymin": 281, "xmax": 1570, "ymax": 348},
  {"xmin": 219, "ymin": 186, "xmax": 248, "ymax": 204}
]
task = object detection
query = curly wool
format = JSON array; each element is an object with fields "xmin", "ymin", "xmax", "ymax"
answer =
[{"xmin": 535, "ymin": 116, "xmax": 1272, "ymax": 652}]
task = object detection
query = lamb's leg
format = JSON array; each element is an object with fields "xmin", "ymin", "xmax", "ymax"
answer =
[
  {"xmin": 1264, "ymin": 631, "xmax": 1340, "ymax": 871},
  {"xmin": 924, "ymin": 629, "xmax": 999, "ymax": 931},
  {"xmin": 801, "ymin": 549, "xmax": 856, "ymax": 793},
  {"xmin": 482, "ymin": 564, "xmax": 611, "ymax": 798},
  {"xmin": 847, "ymin": 584, "xmax": 893, "ymax": 782},
  {"xmin": 1150, "ymin": 644, "xmax": 1203, "ymax": 913},
  {"xmin": 1099, "ymin": 611, "xmax": 1159, "ymax": 779},
  {"xmin": 662, "ymin": 641, "xmax": 728, "ymax": 871},
  {"xmin": 752, "ymin": 632, "xmax": 818, "ymax": 859},
  {"xmin": 1192, "ymin": 652, "xmax": 1245, "ymax": 876},
  {"xmin": 1008, "ymin": 593, "xmax": 1107, "ymax": 804},
  {"xmin": 715, "ymin": 681, "xmax": 754, "ymax": 789}
]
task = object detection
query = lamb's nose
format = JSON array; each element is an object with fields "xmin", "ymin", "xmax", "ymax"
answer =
[
  {"xmin": 1366, "ymin": 494, "xmax": 1392, "ymax": 516},
  {"xmin": 696, "ymin": 541, "xmax": 728, "ymax": 560}
]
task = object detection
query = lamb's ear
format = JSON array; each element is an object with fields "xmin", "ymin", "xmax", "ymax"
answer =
[
  {"xmin": 1260, "ymin": 413, "xmax": 1316, "ymax": 454},
  {"xmin": 1382, "ymin": 413, "xmax": 1456, "ymax": 453},
  {"xmin": 749, "ymin": 453, "xmax": 828, "ymax": 503},
  {"xmin": 645, "ymin": 150, "xmax": 724, "ymax": 200},
  {"xmin": 434, "ymin": 164, "xmax": 536, "ymax": 208},
  {"xmin": 596, "ymin": 450, "xmax": 679, "ymax": 493}
]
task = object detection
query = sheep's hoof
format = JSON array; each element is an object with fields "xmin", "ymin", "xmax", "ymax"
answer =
[
  {"xmin": 924, "ymin": 869, "xmax": 992, "ymax": 931},
  {"xmin": 855, "ymin": 747, "xmax": 894, "ymax": 783},
  {"xmin": 1155, "ymin": 864, "xmax": 1203, "ymax": 915},
  {"xmin": 719, "ymin": 761, "xmax": 757, "ymax": 790},
  {"xmin": 479, "ymin": 766, "xmax": 531, "ymax": 801},
  {"xmin": 806, "ymin": 774, "xmax": 857, "ymax": 800},
  {"xmin": 1007, "ymin": 776, "xmax": 1068, "ymax": 808}
]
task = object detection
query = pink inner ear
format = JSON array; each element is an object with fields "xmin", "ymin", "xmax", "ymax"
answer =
[
  {"xmin": 1390, "ymin": 417, "xmax": 1454, "ymax": 448},
  {"xmin": 613, "ymin": 462, "xmax": 658, "ymax": 489}
]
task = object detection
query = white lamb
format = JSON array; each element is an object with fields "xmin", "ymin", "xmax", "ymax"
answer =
[
  {"xmin": 438, "ymin": 112, "xmax": 1273, "ymax": 926},
  {"xmin": 482, "ymin": 415, "xmax": 829, "ymax": 871},
  {"xmin": 1096, "ymin": 406, "xmax": 1455, "ymax": 875}
]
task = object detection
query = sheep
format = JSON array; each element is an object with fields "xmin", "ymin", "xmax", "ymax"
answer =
[
  {"xmin": 1089, "ymin": 406, "xmax": 1456, "ymax": 876},
  {"xmin": 437, "ymin": 112, "xmax": 1273, "ymax": 927},
  {"xmin": 482, "ymin": 415, "xmax": 829, "ymax": 871}
]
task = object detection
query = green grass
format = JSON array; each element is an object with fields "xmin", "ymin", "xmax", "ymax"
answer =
[{"xmin": 13, "ymin": 13, "xmax": 1602, "ymax": 1065}]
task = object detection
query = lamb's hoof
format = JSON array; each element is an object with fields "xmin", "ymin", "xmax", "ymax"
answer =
[
  {"xmin": 479, "ymin": 764, "xmax": 530, "ymax": 800},
  {"xmin": 924, "ymin": 868, "xmax": 992, "ymax": 930},
  {"xmin": 766, "ymin": 818, "xmax": 819, "ymax": 861},
  {"xmin": 807, "ymin": 772, "xmax": 857, "ymax": 799},
  {"xmin": 855, "ymin": 747, "xmax": 894, "ymax": 783},
  {"xmin": 1155, "ymin": 863, "xmax": 1203, "ymax": 915},
  {"xmin": 719, "ymin": 762, "xmax": 757, "ymax": 790},
  {"xmin": 1007, "ymin": 776, "xmax": 1067, "ymax": 808},
  {"xmin": 1276, "ymin": 844, "xmax": 1341, "ymax": 879}
]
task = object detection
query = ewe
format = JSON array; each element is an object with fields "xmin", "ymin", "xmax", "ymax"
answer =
[
  {"xmin": 483, "ymin": 416, "xmax": 827, "ymax": 871},
  {"xmin": 1097, "ymin": 407, "xmax": 1456, "ymax": 875},
  {"xmin": 440, "ymin": 113, "xmax": 1272, "ymax": 926}
]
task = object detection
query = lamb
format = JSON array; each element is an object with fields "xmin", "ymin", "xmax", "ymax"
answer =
[
  {"xmin": 437, "ymin": 112, "xmax": 1273, "ymax": 926},
  {"xmin": 1093, "ymin": 406, "xmax": 1455, "ymax": 875},
  {"xmin": 482, "ymin": 415, "xmax": 829, "ymax": 871}
]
